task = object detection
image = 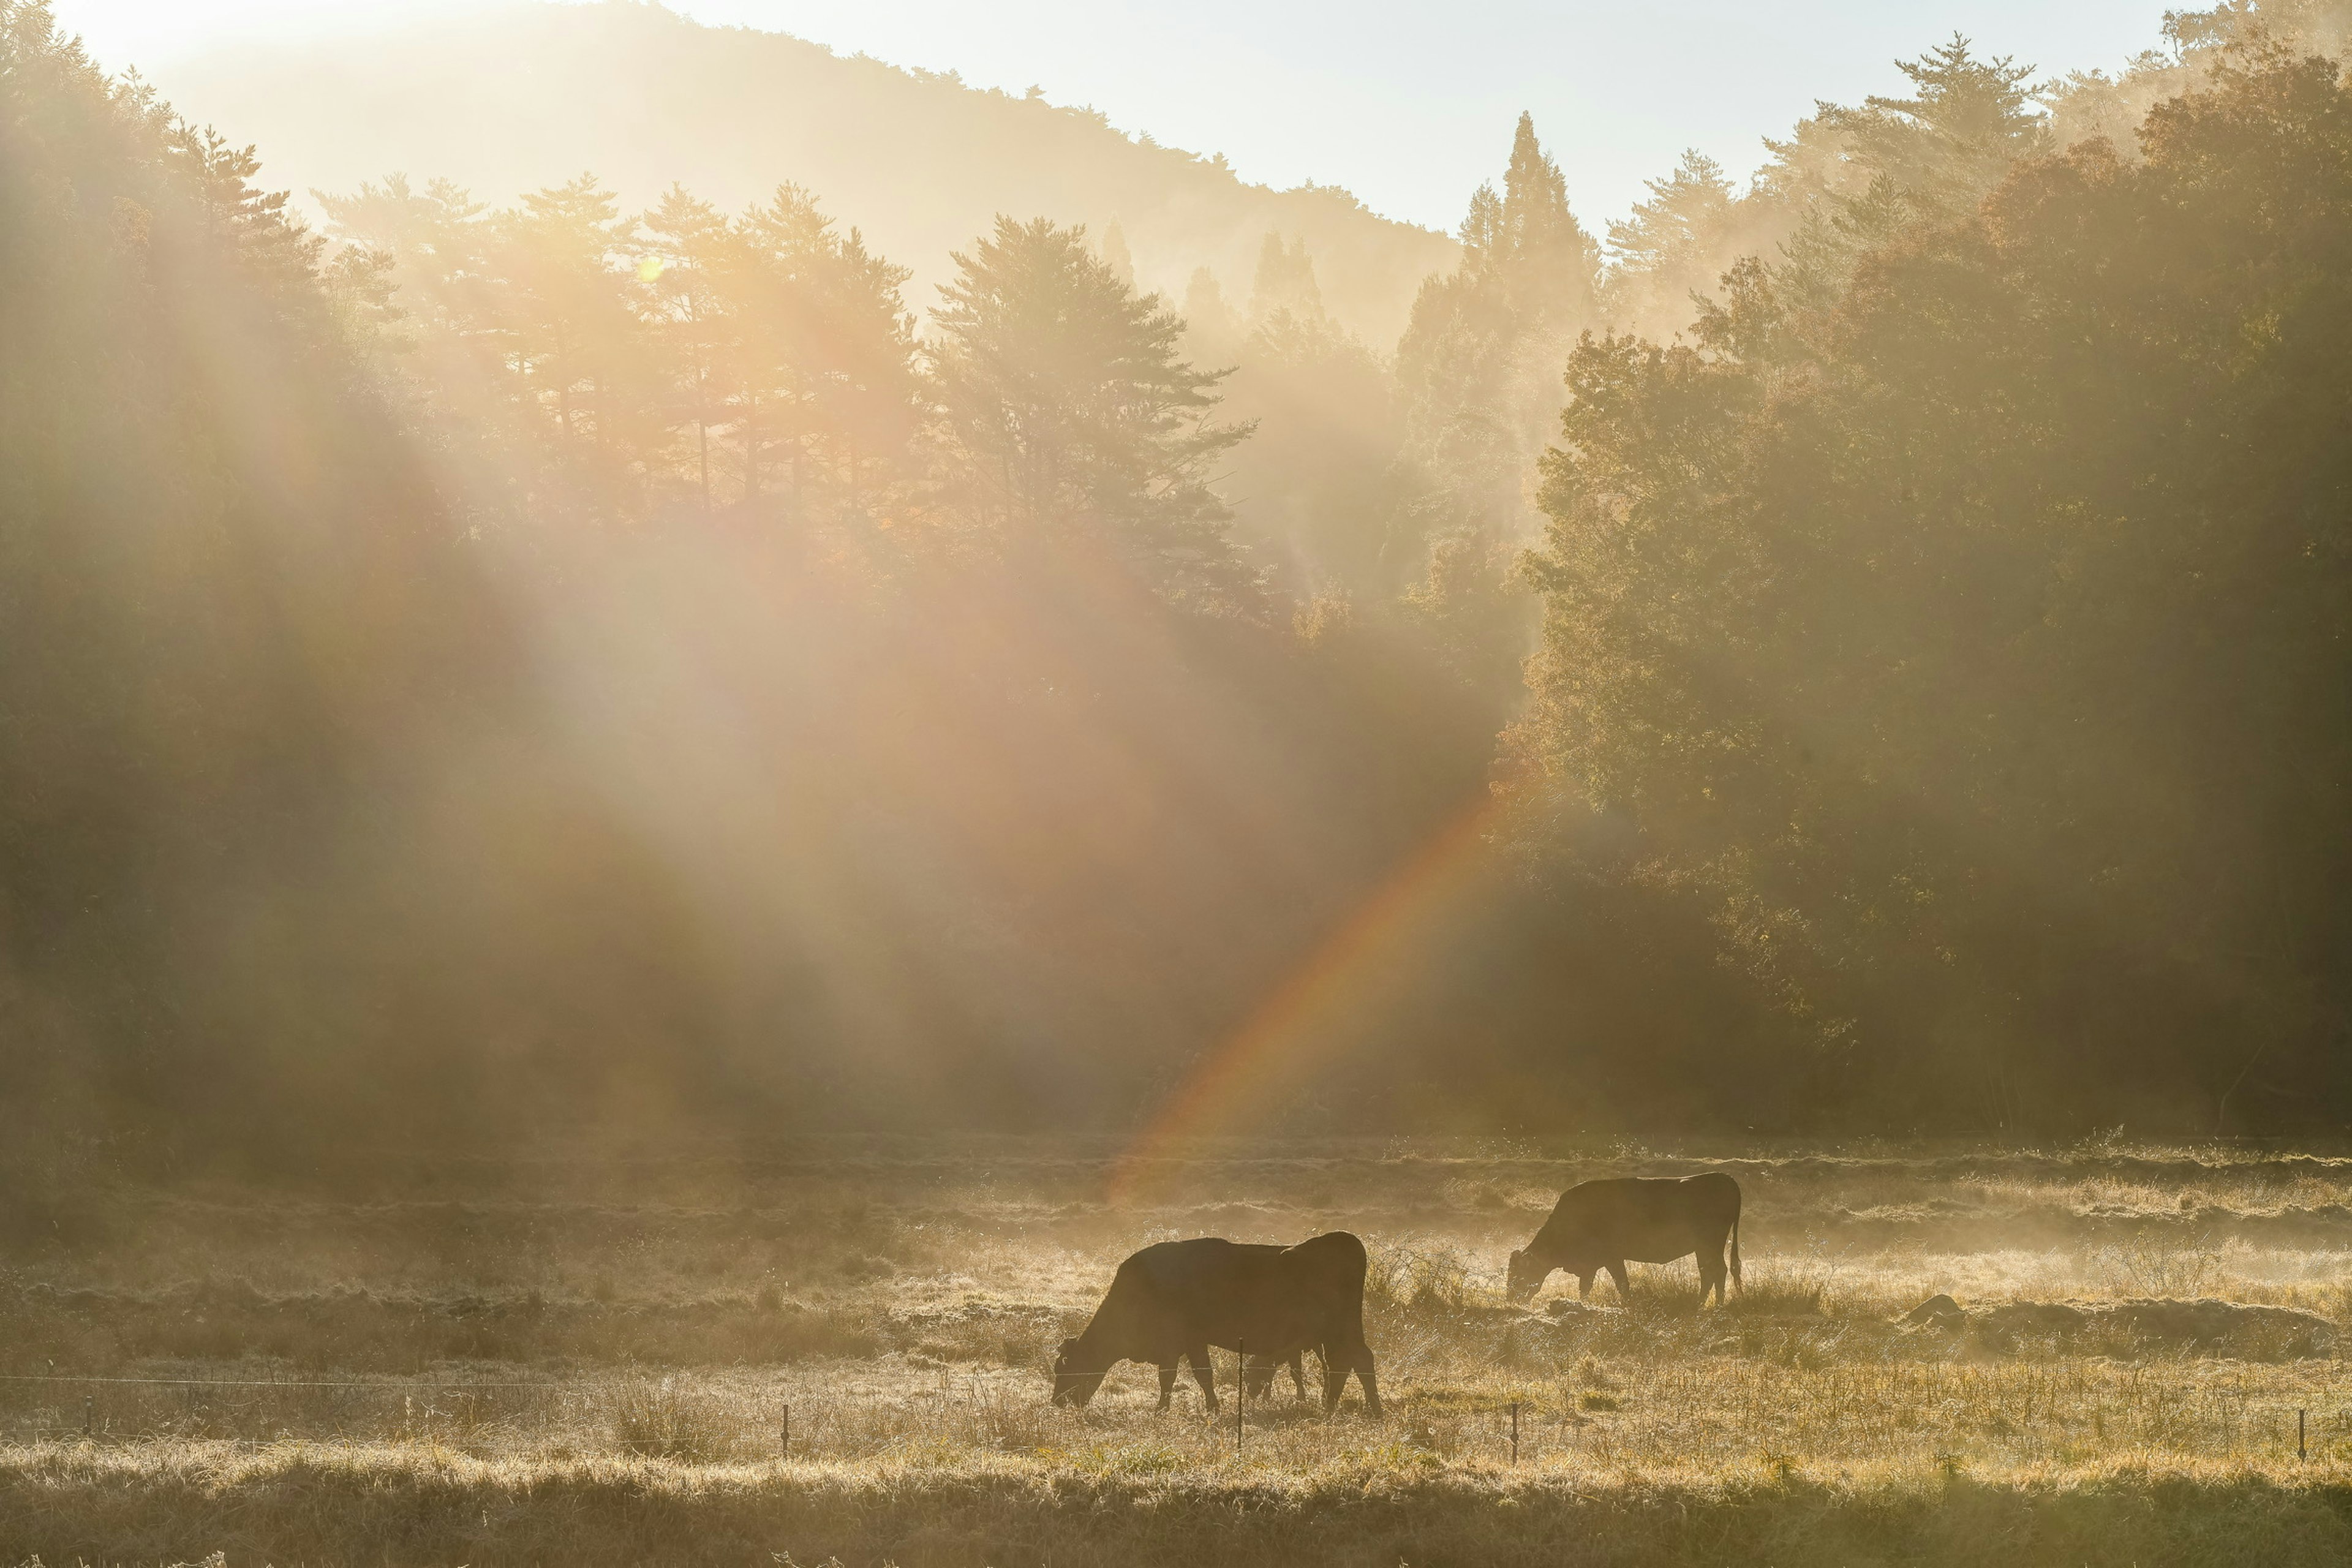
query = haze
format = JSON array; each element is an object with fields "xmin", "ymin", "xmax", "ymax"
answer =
[
  {"xmin": 18, "ymin": 0, "xmax": 2352, "ymax": 1558},
  {"xmin": 66, "ymin": 0, "xmax": 2171, "ymax": 229}
]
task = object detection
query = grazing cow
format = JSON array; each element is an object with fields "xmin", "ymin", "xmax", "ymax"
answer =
[
  {"xmin": 1506, "ymin": 1174, "xmax": 1743, "ymax": 1306},
  {"xmin": 1052, "ymin": 1232, "xmax": 1381, "ymax": 1415}
]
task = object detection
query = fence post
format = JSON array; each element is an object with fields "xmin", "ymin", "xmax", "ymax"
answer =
[
  {"xmin": 1510, "ymin": 1400, "xmax": 1520, "ymax": 1465},
  {"xmin": 1235, "ymin": 1339, "xmax": 1245, "ymax": 1455},
  {"xmin": 781, "ymin": 1404, "xmax": 791, "ymax": 1458},
  {"xmin": 83, "ymin": 1395, "xmax": 92, "ymax": 1438}
]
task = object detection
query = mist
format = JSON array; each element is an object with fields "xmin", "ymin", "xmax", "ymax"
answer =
[
  {"xmin": 19, "ymin": 4, "xmax": 2352, "ymax": 1562},
  {"xmin": 11, "ymin": 0, "xmax": 2352, "ymax": 1172}
]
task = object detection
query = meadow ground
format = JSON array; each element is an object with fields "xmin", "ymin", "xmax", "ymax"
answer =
[{"xmin": 7, "ymin": 1137, "xmax": 2352, "ymax": 1564}]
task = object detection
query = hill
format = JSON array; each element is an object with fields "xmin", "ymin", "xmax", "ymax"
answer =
[{"xmin": 151, "ymin": 0, "xmax": 1456, "ymax": 342}]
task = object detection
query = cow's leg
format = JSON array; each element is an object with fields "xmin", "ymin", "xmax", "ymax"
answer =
[
  {"xmin": 1320, "ymin": 1330, "xmax": 1380, "ymax": 1418},
  {"xmin": 1577, "ymin": 1272, "xmax": 1593, "ymax": 1300},
  {"xmin": 1155, "ymin": 1362, "xmax": 1178, "ymax": 1412},
  {"xmin": 1188, "ymin": 1346, "xmax": 1218, "ymax": 1413},
  {"xmin": 1288, "ymin": 1350, "xmax": 1306, "ymax": 1401},
  {"xmin": 1351, "ymin": 1341, "xmax": 1382, "ymax": 1419},
  {"xmin": 1605, "ymin": 1261, "xmax": 1630, "ymax": 1302},
  {"xmin": 1699, "ymin": 1246, "xmax": 1726, "ymax": 1307}
]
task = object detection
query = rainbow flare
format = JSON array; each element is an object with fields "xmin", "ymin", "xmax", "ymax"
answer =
[{"xmin": 1107, "ymin": 789, "xmax": 1515, "ymax": 1202}]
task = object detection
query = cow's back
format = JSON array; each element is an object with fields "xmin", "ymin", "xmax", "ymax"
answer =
[
  {"xmin": 1276, "ymin": 1231, "xmax": 1368, "ymax": 1327},
  {"xmin": 1120, "ymin": 1237, "xmax": 1261, "ymax": 1311},
  {"xmin": 1547, "ymin": 1176, "xmax": 1738, "ymax": 1262},
  {"xmin": 1109, "ymin": 1234, "xmax": 1365, "ymax": 1350}
]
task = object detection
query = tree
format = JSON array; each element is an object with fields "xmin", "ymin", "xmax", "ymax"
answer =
[
  {"xmin": 1602, "ymin": 151, "xmax": 1739, "ymax": 326},
  {"xmin": 1821, "ymin": 35, "xmax": 2049, "ymax": 208},
  {"xmin": 491, "ymin": 175, "xmax": 648, "ymax": 511},
  {"xmin": 641, "ymin": 184, "xmax": 737, "ymax": 510},
  {"xmin": 0, "ymin": 0, "xmax": 663, "ymax": 1148},
  {"xmin": 933, "ymin": 216, "xmax": 1257, "ymax": 611},
  {"xmin": 1217, "ymin": 303, "xmax": 1398, "ymax": 597},
  {"xmin": 1249, "ymin": 233, "xmax": 1324, "ymax": 324},
  {"xmin": 1098, "ymin": 219, "xmax": 1136, "ymax": 289},
  {"xmin": 1394, "ymin": 113, "xmax": 1600, "ymax": 555},
  {"xmin": 1512, "ymin": 45, "xmax": 2352, "ymax": 1132},
  {"xmin": 1182, "ymin": 265, "xmax": 1243, "ymax": 363},
  {"xmin": 731, "ymin": 184, "xmax": 920, "ymax": 520}
]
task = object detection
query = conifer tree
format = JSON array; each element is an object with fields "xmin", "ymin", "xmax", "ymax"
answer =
[
  {"xmin": 317, "ymin": 175, "xmax": 535, "ymax": 515},
  {"xmin": 1824, "ymin": 36, "xmax": 2048, "ymax": 206},
  {"xmin": 933, "ymin": 217, "xmax": 1257, "ymax": 611},
  {"xmin": 491, "ymin": 175, "xmax": 648, "ymax": 510},
  {"xmin": 1219, "ymin": 303, "xmax": 1397, "ymax": 596},
  {"xmin": 1493, "ymin": 111, "xmax": 1598, "ymax": 325},
  {"xmin": 1249, "ymin": 233, "xmax": 1326, "ymax": 325},
  {"xmin": 1395, "ymin": 115, "xmax": 1600, "ymax": 551},
  {"xmin": 1387, "ymin": 113, "xmax": 1597, "ymax": 690},
  {"xmin": 317, "ymin": 174, "xmax": 491, "ymax": 351},
  {"xmin": 1602, "ymin": 150, "xmax": 1738, "ymax": 320},
  {"xmin": 1098, "ymin": 220, "xmax": 1136, "ymax": 289},
  {"xmin": 1181, "ymin": 265, "xmax": 1242, "ymax": 362},
  {"xmin": 731, "ymin": 184, "xmax": 919, "ymax": 518},
  {"xmin": 641, "ymin": 185, "xmax": 737, "ymax": 510}
]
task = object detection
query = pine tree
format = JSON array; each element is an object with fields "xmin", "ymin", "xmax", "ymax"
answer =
[
  {"xmin": 1393, "ymin": 114, "xmax": 1599, "ymax": 560},
  {"xmin": 1825, "ymin": 35, "xmax": 2048, "ymax": 205},
  {"xmin": 1249, "ymin": 233, "xmax": 1325, "ymax": 324},
  {"xmin": 731, "ymin": 184, "xmax": 919, "ymax": 519},
  {"xmin": 933, "ymin": 217, "xmax": 1257, "ymax": 610},
  {"xmin": 1098, "ymin": 220, "xmax": 1136, "ymax": 289},
  {"xmin": 641, "ymin": 185, "xmax": 737, "ymax": 511},
  {"xmin": 318, "ymin": 174, "xmax": 491, "ymax": 358},
  {"xmin": 1607, "ymin": 152, "xmax": 1736, "ymax": 285},
  {"xmin": 1765, "ymin": 36, "xmax": 2050, "ymax": 313},
  {"xmin": 1181, "ymin": 265, "xmax": 1242, "ymax": 362},
  {"xmin": 1494, "ymin": 111, "xmax": 1597, "ymax": 325},
  {"xmin": 491, "ymin": 175, "xmax": 647, "ymax": 510}
]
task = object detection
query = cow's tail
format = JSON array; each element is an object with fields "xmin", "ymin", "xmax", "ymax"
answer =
[{"xmin": 1730, "ymin": 1201, "xmax": 1743, "ymax": 1292}]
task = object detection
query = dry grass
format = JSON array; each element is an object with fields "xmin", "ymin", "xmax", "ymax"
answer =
[
  {"xmin": 8, "ymin": 1137, "xmax": 2352, "ymax": 1563},
  {"xmin": 7, "ymin": 1441, "xmax": 2352, "ymax": 1567}
]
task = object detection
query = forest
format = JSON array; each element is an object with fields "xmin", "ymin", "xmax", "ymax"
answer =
[{"xmin": 7, "ymin": 0, "xmax": 2352, "ymax": 1163}]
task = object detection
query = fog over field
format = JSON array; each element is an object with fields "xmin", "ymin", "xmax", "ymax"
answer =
[
  {"xmin": 10, "ymin": 1140, "xmax": 2352, "ymax": 1563},
  {"xmin": 7, "ymin": 0, "xmax": 2352, "ymax": 1561}
]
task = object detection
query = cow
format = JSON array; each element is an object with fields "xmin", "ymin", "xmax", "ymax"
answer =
[
  {"xmin": 1506, "ymin": 1173, "xmax": 1743, "ymax": 1306},
  {"xmin": 1052, "ymin": 1232, "xmax": 1381, "ymax": 1415}
]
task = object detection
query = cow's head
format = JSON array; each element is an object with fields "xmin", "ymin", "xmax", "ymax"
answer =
[
  {"xmin": 1506, "ymin": 1247, "xmax": 1550, "ymax": 1304},
  {"xmin": 1050, "ymin": 1335, "xmax": 1109, "ymax": 1407}
]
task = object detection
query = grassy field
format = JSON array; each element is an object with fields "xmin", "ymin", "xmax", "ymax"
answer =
[{"xmin": 7, "ymin": 1137, "xmax": 2352, "ymax": 1564}]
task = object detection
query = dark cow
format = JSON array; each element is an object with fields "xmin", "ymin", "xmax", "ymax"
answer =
[
  {"xmin": 1052, "ymin": 1232, "xmax": 1381, "ymax": 1415},
  {"xmin": 1506, "ymin": 1174, "xmax": 1743, "ymax": 1306}
]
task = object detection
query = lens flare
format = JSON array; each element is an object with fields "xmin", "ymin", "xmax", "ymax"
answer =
[{"xmin": 1107, "ymin": 790, "xmax": 1513, "ymax": 1203}]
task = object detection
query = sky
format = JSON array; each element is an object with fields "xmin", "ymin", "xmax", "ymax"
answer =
[{"xmin": 56, "ymin": 0, "xmax": 2179, "ymax": 230}]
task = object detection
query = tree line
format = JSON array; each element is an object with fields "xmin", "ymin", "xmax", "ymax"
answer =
[{"xmin": 6, "ymin": 0, "xmax": 2351, "ymax": 1165}]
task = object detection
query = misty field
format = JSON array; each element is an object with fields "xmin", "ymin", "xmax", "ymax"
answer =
[{"xmin": 6, "ymin": 1140, "xmax": 2352, "ymax": 1566}]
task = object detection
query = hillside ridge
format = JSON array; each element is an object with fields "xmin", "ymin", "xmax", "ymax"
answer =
[{"xmin": 154, "ymin": 0, "xmax": 1457, "ymax": 341}]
